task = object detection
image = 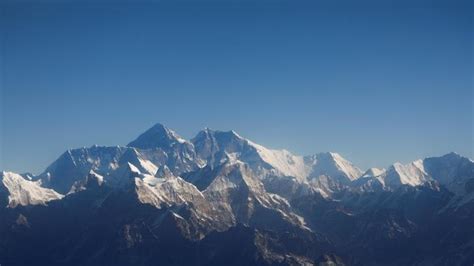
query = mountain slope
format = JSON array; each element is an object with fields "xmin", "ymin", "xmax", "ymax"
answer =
[
  {"xmin": 1, "ymin": 171, "xmax": 63, "ymax": 208},
  {"xmin": 128, "ymin": 123, "xmax": 203, "ymax": 174},
  {"xmin": 192, "ymin": 129, "xmax": 310, "ymax": 181},
  {"xmin": 306, "ymin": 152, "xmax": 363, "ymax": 183}
]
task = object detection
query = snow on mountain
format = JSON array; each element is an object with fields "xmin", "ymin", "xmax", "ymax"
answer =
[
  {"xmin": 38, "ymin": 144, "xmax": 160, "ymax": 194},
  {"xmin": 352, "ymin": 160, "xmax": 432, "ymax": 191},
  {"xmin": 192, "ymin": 129, "xmax": 262, "ymax": 168},
  {"xmin": 191, "ymin": 128, "xmax": 330, "ymax": 202},
  {"xmin": 127, "ymin": 123, "xmax": 188, "ymax": 149},
  {"xmin": 202, "ymin": 162, "xmax": 308, "ymax": 229},
  {"xmin": 106, "ymin": 162, "xmax": 144, "ymax": 188},
  {"xmin": 190, "ymin": 128, "xmax": 222, "ymax": 165},
  {"xmin": 423, "ymin": 152, "xmax": 474, "ymax": 189},
  {"xmin": 422, "ymin": 153, "xmax": 474, "ymax": 209},
  {"xmin": 350, "ymin": 154, "xmax": 474, "ymax": 196},
  {"xmin": 362, "ymin": 168, "xmax": 386, "ymax": 178},
  {"xmin": 18, "ymin": 123, "xmax": 474, "ymax": 210},
  {"xmin": 247, "ymin": 141, "xmax": 311, "ymax": 182},
  {"xmin": 2, "ymin": 122, "xmax": 474, "ymax": 266},
  {"xmin": 119, "ymin": 148, "xmax": 159, "ymax": 175},
  {"xmin": 35, "ymin": 125, "xmax": 365, "ymax": 201},
  {"xmin": 128, "ymin": 123, "xmax": 204, "ymax": 174},
  {"xmin": 1, "ymin": 171, "xmax": 63, "ymax": 208},
  {"xmin": 135, "ymin": 166, "xmax": 208, "ymax": 210},
  {"xmin": 380, "ymin": 160, "xmax": 432, "ymax": 188},
  {"xmin": 306, "ymin": 152, "xmax": 363, "ymax": 183},
  {"xmin": 67, "ymin": 170, "xmax": 104, "ymax": 194},
  {"xmin": 192, "ymin": 128, "xmax": 311, "ymax": 182},
  {"xmin": 38, "ymin": 145, "xmax": 128, "ymax": 193}
]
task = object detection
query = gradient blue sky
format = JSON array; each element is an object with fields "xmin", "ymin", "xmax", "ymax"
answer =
[{"xmin": 1, "ymin": 0, "xmax": 473, "ymax": 174}]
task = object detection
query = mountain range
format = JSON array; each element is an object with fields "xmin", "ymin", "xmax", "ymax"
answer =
[{"xmin": 1, "ymin": 123, "xmax": 473, "ymax": 265}]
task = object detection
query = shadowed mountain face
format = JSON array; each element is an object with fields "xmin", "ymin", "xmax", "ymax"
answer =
[{"xmin": 1, "ymin": 123, "xmax": 473, "ymax": 266}]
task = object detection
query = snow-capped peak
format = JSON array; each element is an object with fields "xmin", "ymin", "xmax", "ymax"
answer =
[
  {"xmin": 128, "ymin": 123, "xmax": 189, "ymax": 149},
  {"xmin": 384, "ymin": 160, "xmax": 431, "ymax": 187},
  {"xmin": 306, "ymin": 152, "xmax": 363, "ymax": 183},
  {"xmin": 193, "ymin": 128, "xmax": 311, "ymax": 181},
  {"xmin": 1, "ymin": 171, "xmax": 64, "ymax": 208},
  {"xmin": 327, "ymin": 152, "xmax": 363, "ymax": 180},
  {"xmin": 246, "ymin": 140, "xmax": 310, "ymax": 181},
  {"xmin": 422, "ymin": 152, "xmax": 474, "ymax": 195}
]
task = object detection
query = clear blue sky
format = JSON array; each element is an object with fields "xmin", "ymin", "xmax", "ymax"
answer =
[{"xmin": 1, "ymin": 0, "xmax": 472, "ymax": 174}]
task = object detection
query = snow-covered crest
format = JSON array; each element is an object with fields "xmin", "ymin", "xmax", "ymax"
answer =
[
  {"xmin": 5, "ymin": 123, "xmax": 473, "ymax": 210},
  {"xmin": 128, "ymin": 123, "xmax": 189, "ymax": 149},
  {"xmin": 191, "ymin": 128, "xmax": 361, "ymax": 184},
  {"xmin": 305, "ymin": 152, "xmax": 363, "ymax": 184},
  {"xmin": 1, "ymin": 171, "xmax": 63, "ymax": 208}
]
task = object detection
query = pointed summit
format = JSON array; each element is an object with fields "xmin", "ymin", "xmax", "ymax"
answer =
[
  {"xmin": 192, "ymin": 128, "xmax": 248, "ymax": 163},
  {"xmin": 192, "ymin": 128, "xmax": 244, "ymax": 144},
  {"xmin": 383, "ymin": 160, "xmax": 430, "ymax": 187},
  {"xmin": 128, "ymin": 123, "xmax": 188, "ymax": 150},
  {"xmin": 307, "ymin": 152, "xmax": 363, "ymax": 183}
]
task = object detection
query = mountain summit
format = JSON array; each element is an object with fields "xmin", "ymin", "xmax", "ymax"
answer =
[{"xmin": 128, "ymin": 123, "xmax": 188, "ymax": 149}]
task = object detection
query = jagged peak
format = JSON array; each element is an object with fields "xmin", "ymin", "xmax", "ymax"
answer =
[
  {"xmin": 192, "ymin": 127, "xmax": 215, "ymax": 141},
  {"xmin": 391, "ymin": 159, "xmax": 425, "ymax": 172},
  {"xmin": 385, "ymin": 159, "xmax": 430, "ymax": 187},
  {"xmin": 152, "ymin": 123, "xmax": 187, "ymax": 142},
  {"xmin": 127, "ymin": 123, "xmax": 189, "ymax": 149},
  {"xmin": 194, "ymin": 128, "xmax": 244, "ymax": 140},
  {"xmin": 308, "ymin": 152, "xmax": 362, "ymax": 181}
]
